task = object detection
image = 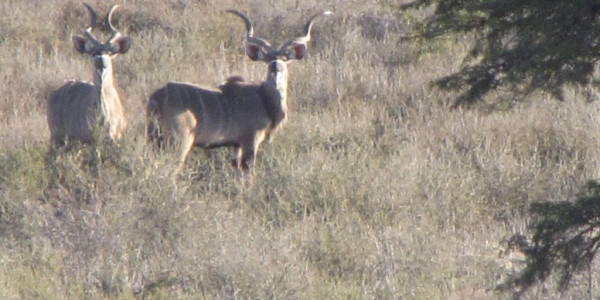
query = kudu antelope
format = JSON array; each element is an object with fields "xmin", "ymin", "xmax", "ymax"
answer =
[
  {"xmin": 47, "ymin": 3, "xmax": 131, "ymax": 146},
  {"xmin": 147, "ymin": 10, "xmax": 331, "ymax": 171}
]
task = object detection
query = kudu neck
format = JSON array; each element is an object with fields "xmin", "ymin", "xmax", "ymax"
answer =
[
  {"xmin": 266, "ymin": 60, "xmax": 289, "ymax": 102},
  {"xmin": 91, "ymin": 54, "xmax": 126, "ymax": 140},
  {"xmin": 93, "ymin": 55, "xmax": 116, "ymax": 90},
  {"xmin": 91, "ymin": 55, "xmax": 121, "ymax": 112}
]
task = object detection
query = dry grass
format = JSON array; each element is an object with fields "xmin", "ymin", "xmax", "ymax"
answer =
[{"xmin": 1, "ymin": 0, "xmax": 600, "ymax": 299}]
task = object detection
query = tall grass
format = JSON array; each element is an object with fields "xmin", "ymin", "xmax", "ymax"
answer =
[{"xmin": 1, "ymin": 0, "xmax": 600, "ymax": 299}]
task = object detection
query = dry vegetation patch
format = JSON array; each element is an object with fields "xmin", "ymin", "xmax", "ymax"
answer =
[{"xmin": 1, "ymin": 0, "xmax": 600, "ymax": 299}]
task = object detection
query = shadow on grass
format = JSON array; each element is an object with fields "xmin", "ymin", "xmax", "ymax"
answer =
[{"xmin": 499, "ymin": 180, "xmax": 600, "ymax": 298}]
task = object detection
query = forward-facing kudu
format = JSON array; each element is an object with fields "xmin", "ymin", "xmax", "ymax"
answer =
[
  {"xmin": 147, "ymin": 9, "xmax": 332, "ymax": 171},
  {"xmin": 47, "ymin": 3, "xmax": 131, "ymax": 146}
]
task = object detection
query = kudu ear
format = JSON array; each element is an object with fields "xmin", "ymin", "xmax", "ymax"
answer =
[
  {"xmin": 246, "ymin": 43, "xmax": 266, "ymax": 61},
  {"xmin": 285, "ymin": 43, "xmax": 308, "ymax": 61},
  {"xmin": 72, "ymin": 35, "xmax": 89, "ymax": 54},
  {"xmin": 112, "ymin": 36, "xmax": 132, "ymax": 54}
]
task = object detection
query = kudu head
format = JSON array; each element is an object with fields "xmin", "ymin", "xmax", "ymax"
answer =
[
  {"xmin": 72, "ymin": 3, "xmax": 131, "ymax": 81},
  {"xmin": 227, "ymin": 10, "xmax": 332, "ymax": 91}
]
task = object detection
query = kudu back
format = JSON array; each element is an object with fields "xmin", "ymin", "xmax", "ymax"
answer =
[
  {"xmin": 147, "ymin": 10, "xmax": 331, "ymax": 171},
  {"xmin": 47, "ymin": 3, "xmax": 132, "ymax": 146}
]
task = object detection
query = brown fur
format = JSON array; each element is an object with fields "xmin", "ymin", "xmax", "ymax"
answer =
[
  {"xmin": 147, "ymin": 80, "xmax": 285, "ymax": 170},
  {"xmin": 47, "ymin": 80, "xmax": 126, "ymax": 145},
  {"xmin": 147, "ymin": 10, "xmax": 331, "ymax": 171},
  {"xmin": 46, "ymin": 4, "xmax": 131, "ymax": 147}
]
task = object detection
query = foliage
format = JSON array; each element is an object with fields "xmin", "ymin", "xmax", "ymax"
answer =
[
  {"xmin": 500, "ymin": 180, "xmax": 600, "ymax": 298},
  {"xmin": 2, "ymin": 0, "xmax": 600, "ymax": 298},
  {"xmin": 402, "ymin": 0, "xmax": 600, "ymax": 106}
]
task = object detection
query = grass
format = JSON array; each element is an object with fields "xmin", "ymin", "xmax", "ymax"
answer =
[{"xmin": 1, "ymin": 0, "xmax": 600, "ymax": 299}]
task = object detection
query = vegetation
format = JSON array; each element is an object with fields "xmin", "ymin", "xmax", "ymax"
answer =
[
  {"xmin": 499, "ymin": 180, "xmax": 600, "ymax": 298},
  {"xmin": 401, "ymin": 0, "xmax": 600, "ymax": 107},
  {"xmin": 1, "ymin": 0, "xmax": 600, "ymax": 299}
]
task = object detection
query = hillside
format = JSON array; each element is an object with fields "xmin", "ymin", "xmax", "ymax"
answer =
[{"xmin": 1, "ymin": 0, "xmax": 599, "ymax": 299}]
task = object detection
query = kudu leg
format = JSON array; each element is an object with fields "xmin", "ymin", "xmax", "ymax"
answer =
[
  {"xmin": 171, "ymin": 110, "xmax": 197, "ymax": 172},
  {"xmin": 240, "ymin": 148, "xmax": 256, "ymax": 171},
  {"xmin": 50, "ymin": 135, "xmax": 66, "ymax": 149},
  {"xmin": 175, "ymin": 132, "xmax": 195, "ymax": 172},
  {"xmin": 239, "ymin": 131, "xmax": 268, "ymax": 171},
  {"xmin": 231, "ymin": 144, "xmax": 255, "ymax": 171},
  {"xmin": 232, "ymin": 146, "xmax": 243, "ymax": 170}
]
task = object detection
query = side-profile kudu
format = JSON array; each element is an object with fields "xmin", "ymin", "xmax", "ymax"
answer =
[
  {"xmin": 47, "ymin": 3, "xmax": 132, "ymax": 146},
  {"xmin": 147, "ymin": 9, "xmax": 332, "ymax": 171}
]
